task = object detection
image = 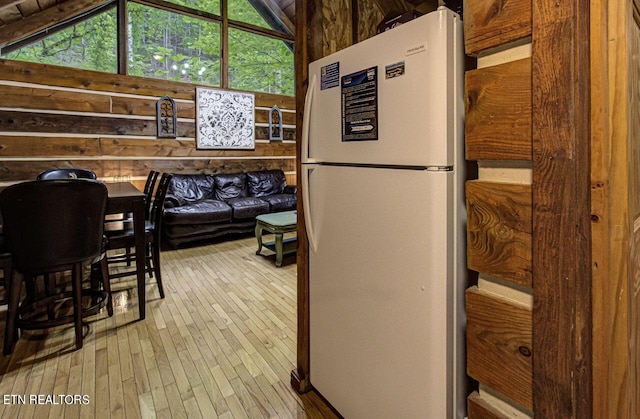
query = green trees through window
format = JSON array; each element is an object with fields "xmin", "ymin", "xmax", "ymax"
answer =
[
  {"xmin": 2, "ymin": 0, "xmax": 294, "ymax": 96},
  {"xmin": 4, "ymin": 9, "xmax": 118, "ymax": 74},
  {"xmin": 127, "ymin": 4, "xmax": 222, "ymax": 87}
]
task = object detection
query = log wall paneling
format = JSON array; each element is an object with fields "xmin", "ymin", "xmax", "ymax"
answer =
[
  {"xmin": 0, "ymin": 158, "xmax": 296, "ymax": 182},
  {"xmin": 464, "ymin": 0, "xmax": 532, "ymax": 56},
  {"xmin": 0, "ymin": 84, "xmax": 113, "ymax": 113},
  {"xmin": 466, "ymin": 287, "xmax": 533, "ymax": 412},
  {"xmin": 467, "ymin": 392, "xmax": 509, "ymax": 419},
  {"xmin": 0, "ymin": 60, "xmax": 295, "ymax": 108},
  {"xmin": 0, "ymin": 110, "xmax": 196, "ymax": 137},
  {"xmin": 465, "ymin": 58, "xmax": 532, "ymax": 161},
  {"xmin": 531, "ymin": 0, "xmax": 592, "ymax": 417},
  {"xmin": 466, "ymin": 181, "xmax": 532, "ymax": 288},
  {"xmin": 464, "ymin": 7, "xmax": 534, "ymax": 418},
  {"xmin": 0, "ymin": 59, "xmax": 296, "ymax": 184}
]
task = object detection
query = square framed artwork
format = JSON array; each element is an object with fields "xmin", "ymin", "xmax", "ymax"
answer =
[{"xmin": 196, "ymin": 87, "xmax": 255, "ymax": 149}]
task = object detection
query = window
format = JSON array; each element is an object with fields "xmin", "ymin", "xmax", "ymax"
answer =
[
  {"xmin": 229, "ymin": 0, "xmax": 271, "ymax": 30},
  {"xmin": 229, "ymin": 28, "xmax": 294, "ymax": 95},
  {"xmin": 1, "ymin": 0, "xmax": 294, "ymax": 96},
  {"xmin": 3, "ymin": 8, "xmax": 118, "ymax": 73},
  {"xmin": 128, "ymin": 3, "xmax": 221, "ymax": 86}
]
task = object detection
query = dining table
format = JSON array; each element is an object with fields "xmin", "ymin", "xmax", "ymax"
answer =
[{"xmin": 105, "ymin": 182, "xmax": 147, "ymax": 320}]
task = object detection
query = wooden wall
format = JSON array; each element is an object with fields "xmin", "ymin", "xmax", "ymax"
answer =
[
  {"xmin": 467, "ymin": 1, "xmax": 640, "ymax": 418},
  {"xmin": 592, "ymin": 0, "xmax": 640, "ymax": 417},
  {"xmin": 464, "ymin": 0, "xmax": 534, "ymax": 416},
  {"xmin": 0, "ymin": 59, "xmax": 296, "ymax": 189}
]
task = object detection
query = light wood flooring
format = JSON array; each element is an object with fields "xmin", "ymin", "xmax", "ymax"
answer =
[{"xmin": 0, "ymin": 236, "xmax": 337, "ymax": 419}]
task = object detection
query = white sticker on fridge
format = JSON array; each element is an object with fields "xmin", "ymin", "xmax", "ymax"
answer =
[{"xmin": 406, "ymin": 42, "xmax": 427, "ymax": 56}]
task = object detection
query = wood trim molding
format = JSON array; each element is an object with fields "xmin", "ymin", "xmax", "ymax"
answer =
[
  {"xmin": 531, "ymin": 0, "xmax": 592, "ymax": 417},
  {"xmin": 292, "ymin": 0, "xmax": 313, "ymax": 395}
]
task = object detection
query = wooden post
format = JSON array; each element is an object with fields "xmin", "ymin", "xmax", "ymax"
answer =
[{"xmin": 532, "ymin": 0, "xmax": 592, "ymax": 417}]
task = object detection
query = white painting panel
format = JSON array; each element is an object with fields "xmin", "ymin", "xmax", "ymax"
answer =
[{"xmin": 196, "ymin": 88, "xmax": 255, "ymax": 149}]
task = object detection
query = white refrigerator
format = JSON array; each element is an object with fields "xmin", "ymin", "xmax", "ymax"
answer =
[{"xmin": 301, "ymin": 7, "xmax": 467, "ymax": 418}]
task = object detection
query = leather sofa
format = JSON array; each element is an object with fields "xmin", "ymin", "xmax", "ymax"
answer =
[{"xmin": 162, "ymin": 169, "xmax": 297, "ymax": 246}]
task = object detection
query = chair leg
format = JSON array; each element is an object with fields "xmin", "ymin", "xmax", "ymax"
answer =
[
  {"xmin": 4, "ymin": 271, "xmax": 22, "ymax": 356},
  {"xmin": 45, "ymin": 273, "xmax": 56, "ymax": 320},
  {"xmin": 100, "ymin": 258, "xmax": 113, "ymax": 317},
  {"xmin": 146, "ymin": 244, "xmax": 154, "ymax": 279},
  {"xmin": 125, "ymin": 246, "xmax": 132, "ymax": 267},
  {"xmin": 71, "ymin": 264, "xmax": 83, "ymax": 350},
  {"xmin": 151, "ymin": 243, "xmax": 164, "ymax": 299}
]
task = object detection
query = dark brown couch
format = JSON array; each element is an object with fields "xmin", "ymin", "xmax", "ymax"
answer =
[{"xmin": 162, "ymin": 170, "xmax": 296, "ymax": 246}]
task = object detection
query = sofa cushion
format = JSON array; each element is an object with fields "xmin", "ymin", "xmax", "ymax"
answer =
[
  {"xmin": 163, "ymin": 199, "xmax": 231, "ymax": 225},
  {"xmin": 260, "ymin": 194, "xmax": 297, "ymax": 212},
  {"xmin": 227, "ymin": 197, "xmax": 269, "ymax": 220},
  {"xmin": 168, "ymin": 174, "xmax": 216, "ymax": 204},
  {"xmin": 246, "ymin": 170, "xmax": 286, "ymax": 198},
  {"xmin": 213, "ymin": 173, "xmax": 248, "ymax": 201}
]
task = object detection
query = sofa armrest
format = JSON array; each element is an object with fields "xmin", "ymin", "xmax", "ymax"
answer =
[
  {"xmin": 284, "ymin": 185, "xmax": 297, "ymax": 195},
  {"xmin": 164, "ymin": 194, "xmax": 184, "ymax": 208}
]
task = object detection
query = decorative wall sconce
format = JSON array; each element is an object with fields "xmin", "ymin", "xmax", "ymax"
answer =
[
  {"xmin": 269, "ymin": 105, "xmax": 283, "ymax": 141},
  {"xmin": 157, "ymin": 95, "xmax": 177, "ymax": 138}
]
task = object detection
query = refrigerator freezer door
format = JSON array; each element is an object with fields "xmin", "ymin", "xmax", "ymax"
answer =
[
  {"xmin": 304, "ymin": 8, "xmax": 462, "ymax": 167},
  {"xmin": 307, "ymin": 164, "xmax": 456, "ymax": 418}
]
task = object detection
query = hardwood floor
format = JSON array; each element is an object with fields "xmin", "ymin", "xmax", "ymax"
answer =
[{"xmin": 0, "ymin": 236, "xmax": 337, "ymax": 419}]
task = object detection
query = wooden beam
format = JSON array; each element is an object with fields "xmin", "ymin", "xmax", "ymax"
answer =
[
  {"xmin": 0, "ymin": 0, "xmax": 112, "ymax": 48},
  {"xmin": 0, "ymin": 1, "xmax": 25, "ymax": 12},
  {"xmin": 291, "ymin": 0, "xmax": 324, "ymax": 395},
  {"xmin": 531, "ymin": 0, "xmax": 592, "ymax": 417},
  {"xmin": 117, "ymin": 0, "xmax": 127, "ymax": 75}
]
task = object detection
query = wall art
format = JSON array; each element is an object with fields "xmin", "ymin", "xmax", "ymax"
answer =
[
  {"xmin": 196, "ymin": 87, "xmax": 255, "ymax": 149},
  {"xmin": 157, "ymin": 95, "xmax": 177, "ymax": 138},
  {"xmin": 269, "ymin": 105, "xmax": 283, "ymax": 141}
]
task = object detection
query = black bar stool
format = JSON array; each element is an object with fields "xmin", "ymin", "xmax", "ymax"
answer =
[{"xmin": 0, "ymin": 179, "xmax": 112, "ymax": 355}]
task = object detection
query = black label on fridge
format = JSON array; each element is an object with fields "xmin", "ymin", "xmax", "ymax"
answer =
[{"xmin": 341, "ymin": 67, "xmax": 378, "ymax": 142}]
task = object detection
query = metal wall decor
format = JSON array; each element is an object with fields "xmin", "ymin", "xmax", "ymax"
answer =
[
  {"xmin": 196, "ymin": 87, "xmax": 255, "ymax": 150},
  {"xmin": 156, "ymin": 95, "xmax": 177, "ymax": 138},
  {"xmin": 269, "ymin": 105, "xmax": 283, "ymax": 141}
]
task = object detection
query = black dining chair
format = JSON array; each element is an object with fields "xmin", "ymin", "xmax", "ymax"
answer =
[
  {"xmin": 0, "ymin": 179, "xmax": 113, "ymax": 355},
  {"xmin": 117, "ymin": 170, "xmax": 160, "ymax": 268},
  {"xmin": 37, "ymin": 168, "xmax": 97, "ymax": 180},
  {"xmin": 106, "ymin": 173, "xmax": 172, "ymax": 299},
  {"xmin": 0, "ymin": 213, "xmax": 10, "ymax": 306},
  {"xmin": 143, "ymin": 170, "xmax": 160, "ymax": 219}
]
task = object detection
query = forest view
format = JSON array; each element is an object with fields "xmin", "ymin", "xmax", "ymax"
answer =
[{"xmin": 3, "ymin": 0, "xmax": 294, "ymax": 96}]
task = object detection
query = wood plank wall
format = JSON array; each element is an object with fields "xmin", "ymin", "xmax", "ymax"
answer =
[
  {"xmin": 464, "ymin": 1, "xmax": 534, "ymax": 417},
  {"xmin": 0, "ymin": 59, "xmax": 296, "ymax": 189},
  {"xmin": 629, "ymin": 9, "xmax": 640, "ymax": 417}
]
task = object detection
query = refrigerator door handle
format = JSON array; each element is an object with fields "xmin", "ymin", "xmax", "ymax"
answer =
[
  {"xmin": 301, "ymin": 74, "xmax": 317, "ymax": 164},
  {"xmin": 301, "ymin": 164, "xmax": 318, "ymax": 253}
]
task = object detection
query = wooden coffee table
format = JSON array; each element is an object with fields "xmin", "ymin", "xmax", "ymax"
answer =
[{"xmin": 255, "ymin": 210, "xmax": 297, "ymax": 267}]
